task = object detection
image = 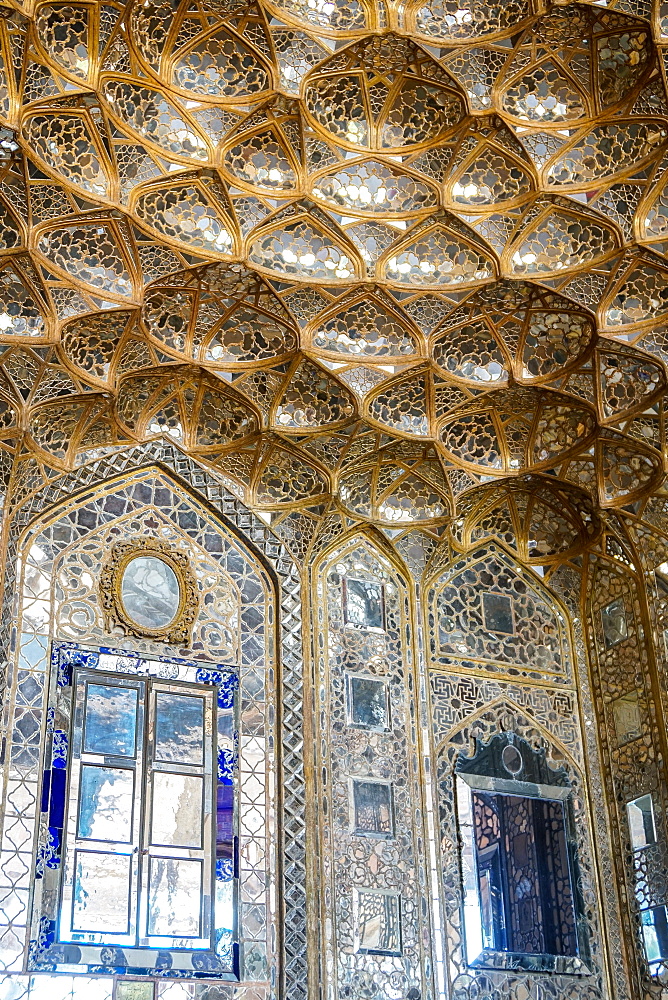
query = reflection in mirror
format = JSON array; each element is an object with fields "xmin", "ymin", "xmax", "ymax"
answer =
[
  {"xmin": 456, "ymin": 732, "xmax": 586, "ymax": 972},
  {"xmin": 151, "ymin": 773, "xmax": 203, "ymax": 848},
  {"xmin": 121, "ymin": 555, "xmax": 181, "ymax": 629},
  {"xmin": 147, "ymin": 857, "xmax": 202, "ymax": 938},
  {"xmin": 352, "ymin": 779, "xmax": 394, "ymax": 838},
  {"xmin": 611, "ymin": 691, "xmax": 642, "ymax": 746},
  {"xmin": 482, "ymin": 593, "xmax": 514, "ymax": 635},
  {"xmin": 84, "ymin": 683, "xmax": 138, "ymax": 757},
  {"xmin": 346, "ymin": 674, "xmax": 389, "ymax": 731},
  {"xmin": 642, "ymin": 905, "xmax": 668, "ymax": 969},
  {"xmin": 155, "ymin": 692, "xmax": 204, "ymax": 764},
  {"xmin": 343, "ymin": 577, "xmax": 385, "ymax": 630},
  {"xmin": 627, "ymin": 794, "xmax": 656, "ymax": 851},
  {"xmin": 78, "ymin": 765, "xmax": 134, "ymax": 842},
  {"xmin": 71, "ymin": 851, "xmax": 132, "ymax": 934},
  {"xmin": 354, "ymin": 888, "xmax": 402, "ymax": 955},
  {"xmin": 600, "ymin": 598, "xmax": 628, "ymax": 648}
]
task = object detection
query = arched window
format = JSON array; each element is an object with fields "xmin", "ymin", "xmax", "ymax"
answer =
[{"xmin": 456, "ymin": 732, "xmax": 589, "ymax": 973}]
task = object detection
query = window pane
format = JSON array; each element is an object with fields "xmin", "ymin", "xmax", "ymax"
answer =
[
  {"xmin": 84, "ymin": 684, "xmax": 138, "ymax": 757},
  {"xmin": 148, "ymin": 858, "xmax": 202, "ymax": 937},
  {"xmin": 155, "ymin": 692, "xmax": 204, "ymax": 764},
  {"xmin": 78, "ymin": 765, "xmax": 134, "ymax": 842},
  {"xmin": 72, "ymin": 851, "xmax": 132, "ymax": 933},
  {"xmin": 151, "ymin": 773, "xmax": 203, "ymax": 848}
]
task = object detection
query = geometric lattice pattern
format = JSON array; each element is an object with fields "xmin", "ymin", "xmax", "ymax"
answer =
[{"xmin": 0, "ymin": 0, "xmax": 667, "ymax": 552}]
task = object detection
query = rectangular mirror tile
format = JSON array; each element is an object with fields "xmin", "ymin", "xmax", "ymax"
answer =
[
  {"xmin": 627, "ymin": 794, "xmax": 656, "ymax": 851},
  {"xmin": 354, "ymin": 888, "xmax": 402, "ymax": 955},
  {"xmin": 343, "ymin": 578, "xmax": 385, "ymax": 630},
  {"xmin": 84, "ymin": 684, "xmax": 138, "ymax": 757},
  {"xmin": 346, "ymin": 675, "xmax": 389, "ymax": 731},
  {"xmin": 482, "ymin": 593, "xmax": 514, "ymax": 635},
  {"xmin": 77, "ymin": 765, "xmax": 134, "ymax": 843},
  {"xmin": 71, "ymin": 851, "xmax": 132, "ymax": 934},
  {"xmin": 352, "ymin": 780, "xmax": 394, "ymax": 838},
  {"xmin": 601, "ymin": 599, "xmax": 628, "ymax": 648},
  {"xmin": 147, "ymin": 858, "xmax": 202, "ymax": 938}
]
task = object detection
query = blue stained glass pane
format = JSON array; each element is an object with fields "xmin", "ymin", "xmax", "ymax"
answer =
[
  {"xmin": 49, "ymin": 766, "xmax": 67, "ymax": 828},
  {"xmin": 84, "ymin": 684, "xmax": 138, "ymax": 757},
  {"xmin": 41, "ymin": 770, "xmax": 50, "ymax": 813},
  {"xmin": 155, "ymin": 692, "xmax": 203, "ymax": 764},
  {"xmin": 216, "ymin": 782, "xmax": 234, "ymax": 857}
]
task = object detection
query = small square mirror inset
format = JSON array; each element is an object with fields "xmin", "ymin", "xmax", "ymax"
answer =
[
  {"xmin": 642, "ymin": 905, "xmax": 668, "ymax": 965},
  {"xmin": 611, "ymin": 691, "xmax": 641, "ymax": 746},
  {"xmin": 482, "ymin": 593, "xmax": 514, "ymax": 635},
  {"xmin": 354, "ymin": 888, "xmax": 402, "ymax": 955},
  {"xmin": 601, "ymin": 599, "xmax": 628, "ymax": 649},
  {"xmin": 115, "ymin": 982, "xmax": 155, "ymax": 1000},
  {"xmin": 346, "ymin": 675, "xmax": 389, "ymax": 731},
  {"xmin": 343, "ymin": 578, "xmax": 385, "ymax": 630},
  {"xmin": 352, "ymin": 779, "xmax": 394, "ymax": 838},
  {"xmin": 627, "ymin": 794, "xmax": 657, "ymax": 851}
]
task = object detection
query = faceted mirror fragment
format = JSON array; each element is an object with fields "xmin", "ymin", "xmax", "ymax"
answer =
[
  {"xmin": 611, "ymin": 691, "xmax": 641, "ymax": 746},
  {"xmin": 346, "ymin": 675, "xmax": 389, "ymax": 731},
  {"xmin": 154, "ymin": 692, "xmax": 204, "ymax": 764},
  {"xmin": 413, "ymin": 0, "xmax": 530, "ymax": 42},
  {"xmin": 642, "ymin": 905, "xmax": 668, "ymax": 966},
  {"xmin": 171, "ymin": 29, "xmax": 270, "ymax": 100},
  {"xmin": 78, "ymin": 765, "xmax": 134, "ymax": 842},
  {"xmin": 354, "ymin": 888, "xmax": 402, "ymax": 955},
  {"xmin": 84, "ymin": 683, "xmax": 138, "ymax": 757},
  {"xmin": 482, "ymin": 593, "xmax": 514, "ymax": 634},
  {"xmin": 121, "ymin": 555, "xmax": 181, "ymax": 630},
  {"xmin": 312, "ymin": 160, "xmax": 437, "ymax": 215},
  {"xmin": 352, "ymin": 779, "xmax": 394, "ymax": 837},
  {"xmin": 627, "ymin": 794, "xmax": 656, "ymax": 851},
  {"xmin": 71, "ymin": 851, "xmax": 132, "ymax": 933},
  {"xmin": 433, "ymin": 322, "xmax": 507, "ymax": 383},
  {"xmin": 343, "ymin": 577, "xmax": 385, "ymax": 629},
  {"xmin": 148, "ymin": 857, "xmax": 202, "ymax": 937},
  {"xmin": 600, "ymin": 598, "xmax": 628, "ymax": 648},
  {"xmin": 151, "ymin": 773, "xmax": 203, "ymax": 848}
]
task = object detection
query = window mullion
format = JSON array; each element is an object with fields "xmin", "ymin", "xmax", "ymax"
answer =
[{"xmin": 139, "ymin": 680, "xmax": 213, "ymax": 951}]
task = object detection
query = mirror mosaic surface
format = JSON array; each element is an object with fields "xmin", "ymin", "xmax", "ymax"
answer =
[{"xmin": 0, "ymin": 0, "xmax": 667, "ymax": 998}]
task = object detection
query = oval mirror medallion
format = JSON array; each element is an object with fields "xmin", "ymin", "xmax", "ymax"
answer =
[{"xmin": 120, "ymin": 554, "xmax": 181, "ymax": 629}]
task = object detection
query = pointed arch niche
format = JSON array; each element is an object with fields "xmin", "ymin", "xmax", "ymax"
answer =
[
  {"xmin": 424, "ymin": 543, "xmax": 619, "ymax": 1000},
  {"xmin": 0, "ymin": 442, "xmax": 307, "ymax": 1000},
  {"xmin": 309, "ymin": 532, "xmax": 432, "ymax": 1000}
]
